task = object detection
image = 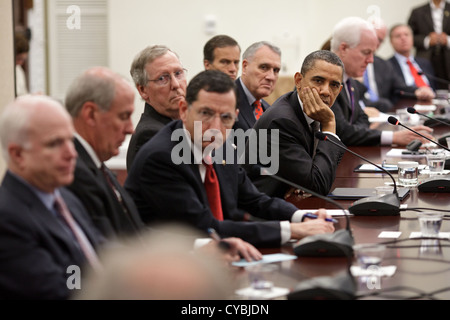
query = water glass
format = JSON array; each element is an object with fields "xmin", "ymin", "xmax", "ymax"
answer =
[
  {"xmin": 426, "ymin": 153, "xmax": 446, "ymax": 174},
  {"xmin": 417, "ymin": 212, "xmax": 443, "ymax": 238},
  {"xmin": 398, "ymin": 161, "xmax": 419, "ymax": 186},
  {"xmin": 353, "ymin": 243, "xmax": 386, "ymax": 269}
]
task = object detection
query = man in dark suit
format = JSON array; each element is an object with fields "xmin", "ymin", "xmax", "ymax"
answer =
[
  {"xmin": 0, "ymin": 95, "xmax": 104, "ymax": 299},
  {"xmin": 408, "ymin": 0, "xmax": 450, "ymax": 89},
  {"xmin": 244, "ymin": 50, "xmax": 345, "ymax": 198},
  {"xmin": 360, "ymin": 19, "xmax": 434, "ymax": 113},
  {"xmin": 126, "ymin": 45, "xmax": 187, "ymax": 170},
  {"xmin": 65, "ymin": 67, "xmax": 145, "ymax": 239},
  {"xmin": 233, "ymin": 41, "xmax": 281, "ymax": 132},
  {"xmin": 389, "ymin": 24, "xmax": 438, "ymax": 92},
  {"xmin": 125, "ymin": 70, "xmax": 335, "ymax": 248},
  {"xmin": 330, "ymin": 16, "xmax": 434, "ymax": 147}
]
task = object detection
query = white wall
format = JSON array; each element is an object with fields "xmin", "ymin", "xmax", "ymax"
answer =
[
  {"xmin": 0, "ymin": 0, "xmax": 15, "ymax": 178},
  {"xmin": 108, "ymin": 0, "xmax": 426, "ymax": 127}
]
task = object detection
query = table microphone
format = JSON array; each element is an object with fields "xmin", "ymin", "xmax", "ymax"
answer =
[
  {"xmin": 315, "ymin": 132, "xmax": 400, "ymax": 216},
  {"xmin": 387, "ymin": 116, "xmax": 450, "ymax": 152},
  {"xmin": 407, "ymin": 107, "xmax": 450, "ymax": 127},
  {"xmin": 253, "ymin": 165, "xmax": 354, "ymax": 258},
  {"xmin": 417, "ymin": 71, "xmax": 450, "ymax": 86},
  {"xmin": 388, "ymin": 116, "xmax": 450, "ymax": 193}
]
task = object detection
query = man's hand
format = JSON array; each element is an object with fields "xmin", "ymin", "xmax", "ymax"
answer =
[{"xmin": 300, "ymin": 87, "xmax": 336, "ymax": 133}]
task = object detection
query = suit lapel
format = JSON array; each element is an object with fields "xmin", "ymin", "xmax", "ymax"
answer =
[{"xmin": 3, "ymin": 173, "xmax": 85, "ymax": 259}]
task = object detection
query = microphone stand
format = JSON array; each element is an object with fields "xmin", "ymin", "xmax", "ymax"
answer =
[{"xmin": 316, "ymin": 132, "xmax": 401, "ymax": 216}]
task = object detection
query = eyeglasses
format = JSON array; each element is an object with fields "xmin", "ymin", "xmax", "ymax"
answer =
[
  {"xmin": 148, "ymin": 69, "xmax": 187, "ymax": 86},
  {"xmin": 196, "ymin": 108, "xmax": 237, "ymax": 127}
]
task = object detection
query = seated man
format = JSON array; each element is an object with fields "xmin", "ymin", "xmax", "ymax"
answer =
[
  {"xmin": 124, "ymin": 70, "xmax": 335, "ymax": 248},
  {"xmin": 243, "ymin": 50, "xmax": 345, "ymax": 198},
  {"xmin": 0, "ymin": 95, "xmax": 105, "ymax": 299}
]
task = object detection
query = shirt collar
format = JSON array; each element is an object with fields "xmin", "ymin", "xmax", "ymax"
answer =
[
  {"xmin": 74, "ymin": 132, "xmax": 102, "ymax": 169},
  {"xmin": 431, "ymin": 0, "xmax": 445, "ymax": 10},
  {"xmin": 239, "ymin": 77, "xmax": 258, "ymax": 106}
]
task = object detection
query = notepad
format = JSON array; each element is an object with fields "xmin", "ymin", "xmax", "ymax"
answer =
[{"xmin": 231, "ymin": 253, "xmax": 297, "ymax": 267}]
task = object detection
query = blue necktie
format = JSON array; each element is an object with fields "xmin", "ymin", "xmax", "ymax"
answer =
[{"xmin": 363, "ymin": 70, "xmax": 379, "ymax": 101}]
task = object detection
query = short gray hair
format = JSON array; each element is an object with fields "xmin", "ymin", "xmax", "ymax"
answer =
[
  {"xmin": 330, "ymin": 17, "xmax": 376, "ymax": 53},
  {"xmin": 65, "ymin": 68, "xmax": 119, "ymax": 117},
  {"xmin": 130, "ymin": 45, "xmax": 178, "ymax": 87},
  {"xmin": 0, "ymin": 95, "xmax": 65, "ymax": 162},
  {"xmin": 242, "ymin": 41, "xmax": 281, "ymax": 61}
]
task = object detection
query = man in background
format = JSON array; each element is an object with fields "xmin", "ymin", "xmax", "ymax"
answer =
[
  {"xmin": 408, "ymin": 0, "xmax": 450, "ymax": 89},
  {"xmin": 330, "ymin": 16, "xmax": 434, "ymax": 147},
  {"xmin": 203, "ymin": 34, "xmax": 241, "ymax": 80},
  {"xmin": 234, "ymin": 41, "xmax": 282, "ymax": 132},
  {"xmin": 126, "ymin": 45, "xmax": 187, "ymax": 170},
  {"xmin": 389, "ymin": 24, "xmax": 437, "ymax": 92}
]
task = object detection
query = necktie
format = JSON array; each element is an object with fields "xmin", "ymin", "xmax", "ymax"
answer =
[
  {"xmin": 363, "ymin": 69, "xmax": 378, "ymax": 101},
  {"xmin": 54, "ymin": 196, "xmax": 102, "ymax": 271},
  {"xmin": 101, "ymin": 164, "xmax": 129, "ymax": 213},
  {"xmin": 406, "ymin": 59, "xmax": 428, "ymax": 88},
  {"xmin": 203, "ymin": 156, "xmax": 223, "ymax": 221},
  {"xmin": 311, "ymin": 121, "xmax": 320, "ymax": 158},
  {"xmin": 253, "ymin": 100, "xmax": 263, "ymax": 120},
  {"xmin": 346, "ymin": 79, "xmax": 355, "ymax": 123}
]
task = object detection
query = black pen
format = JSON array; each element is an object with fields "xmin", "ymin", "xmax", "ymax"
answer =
[
  {"xmin": 303, "ymin": 212, "xmax": 338, "ymax": 223},
  {"xmin": 208, "ymin": 228, "xmax": 231, "ymax": 250}
]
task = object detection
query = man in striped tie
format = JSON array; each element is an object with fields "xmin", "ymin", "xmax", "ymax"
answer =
[{"xmin": 0, "ymin": 95, "xmax": 105, "ymax": 299}]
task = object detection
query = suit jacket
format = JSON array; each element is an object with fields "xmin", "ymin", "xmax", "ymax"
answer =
[
  {"xmin": 362, "ymin": 56, "xmax": 415, "ymax": 112},
  {"xmin": 233, "ymin": 78, "xmax": 270, "ymax": 132},
  {"xmin": 68, "ymin": 139, "xmax": 145, "ymax": 239},
  {"xmin": 408, "ymin": 2, "xmax": 450, "ymax": 85},
  {"xmin": 388, "ymin": 55, "xmax": 437, "ymax": 90},
  {"xmin": 332, "ymin": 78, "xmax": 382, "ymax": 146},
  {"xmin": 126, "ymin": 103, "xmax": 173, "ymax": 171},
  {"xmin": 0, "ymin": 171, "xmax": 104, "ymax": 300},
  {"xmin": 243, "ymin": 90, "xmax": 345, "ymax": 198},
  {"xmin": 124, "ymin": 120, "xmax": 300, "ymax": 247}
]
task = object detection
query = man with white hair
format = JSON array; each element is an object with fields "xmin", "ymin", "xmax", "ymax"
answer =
[{"xmin": 330, "ymin": 16, "xmax": 434, "ymax": 146}]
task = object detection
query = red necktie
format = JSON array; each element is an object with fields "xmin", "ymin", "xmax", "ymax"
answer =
[
  {"xmin": 253, "ymin": 100, "xmax": 263, "ymax": 120},
  {"xmin": 203, "ymin": 156, "xmax": 223, "ymax": 221},
  {"xmin": 406, "ymin": 59, "xmax": 428, "ymax": 87},
  {"xmin": 54, "ymin": 196, "xmax": 102, "ymax": 271}
]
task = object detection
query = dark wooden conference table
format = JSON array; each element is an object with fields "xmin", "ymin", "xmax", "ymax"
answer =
[{"xmin": 233, "ymin": 99, "xmax": 450, "ymax": 300}]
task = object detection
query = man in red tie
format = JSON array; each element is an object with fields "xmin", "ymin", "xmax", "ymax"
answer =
[
  {"xmin": 125, "ymin": 70, "xmax": 335, "ymax": 248},
  {"xmin": 388, "ymin": 23, "xmax": 437, "ymax": 95},
  {"xmin": 234, "ymin": 41, "xmax": 282, "ymax": 131}
]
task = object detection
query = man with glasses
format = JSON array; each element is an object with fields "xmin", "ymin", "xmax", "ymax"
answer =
[
  {"xmin": 124, "ymin": 70, "xmax": 335, "ymax": 248},
  {"xmin": 126, "ymin": 45, "xmax": 187, "ymax": 170}
]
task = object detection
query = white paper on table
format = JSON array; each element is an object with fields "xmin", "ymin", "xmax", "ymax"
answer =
[
  {"xmin": 409, "ymin": 232, "xmax": 450, "ymax": 239},
  {"xmin": 369, "ymin": 112, "xmax": 390, "ymax": 123},
  {"xmin": 231, "ymin": 253, "xmax": 297, "ymax": 267},
  {"xmin": 350, "ymin": 265, "xmax": 397, "ymax": 277},
  {"xmin": 413, "ymin": 104, "xmax": 437, "ymax": 112},
  {"xmin": 378, "ymin": 231, "xmax": 402, "ymax": 239},
  {"xmin": 235, "ymin": 286, "xmax": 290, "ymax": 299}
]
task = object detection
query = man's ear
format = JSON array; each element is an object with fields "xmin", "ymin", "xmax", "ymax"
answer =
[
  {"xmin": 136, "ymin": 84, "xmax": 149, "ymax": 101},
  {"xmin": 294, "ymin": 72, "xmax": 303, "ymax": 91},
  {"xmin": 178, "ymin": 99, "xmax": 188, "ymax": 122},
  {"xmin": 8, "ymin": 144, "xmax": 24, "ymax": 168},
  {"xmin": 80, "ymin": 101, "xmax": 98, "ymax": 126}
]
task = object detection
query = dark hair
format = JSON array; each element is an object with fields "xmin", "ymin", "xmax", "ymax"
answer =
[
  {"xmin": 14, "ymin": 32, "xmax": 29, "ymax": 56},
  {"xmin": 301, "ymin": 50, "xmax": 344, "ymax": 78},
  {"xmin": 203, "ymin": 35, "xmax": 240, "ymax": 62},
  {"xmin": 185, "ymin": 70, "xmax": 237, "ymax": 107}
]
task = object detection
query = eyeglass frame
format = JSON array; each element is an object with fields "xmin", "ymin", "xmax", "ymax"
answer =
[
  {"xmin": 190, "ymin": 106, "xmax": 239, "ymax": 127},
  {"xmin": 147, "ymin": 68, "xmax": 188, "ymax": 86}
]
